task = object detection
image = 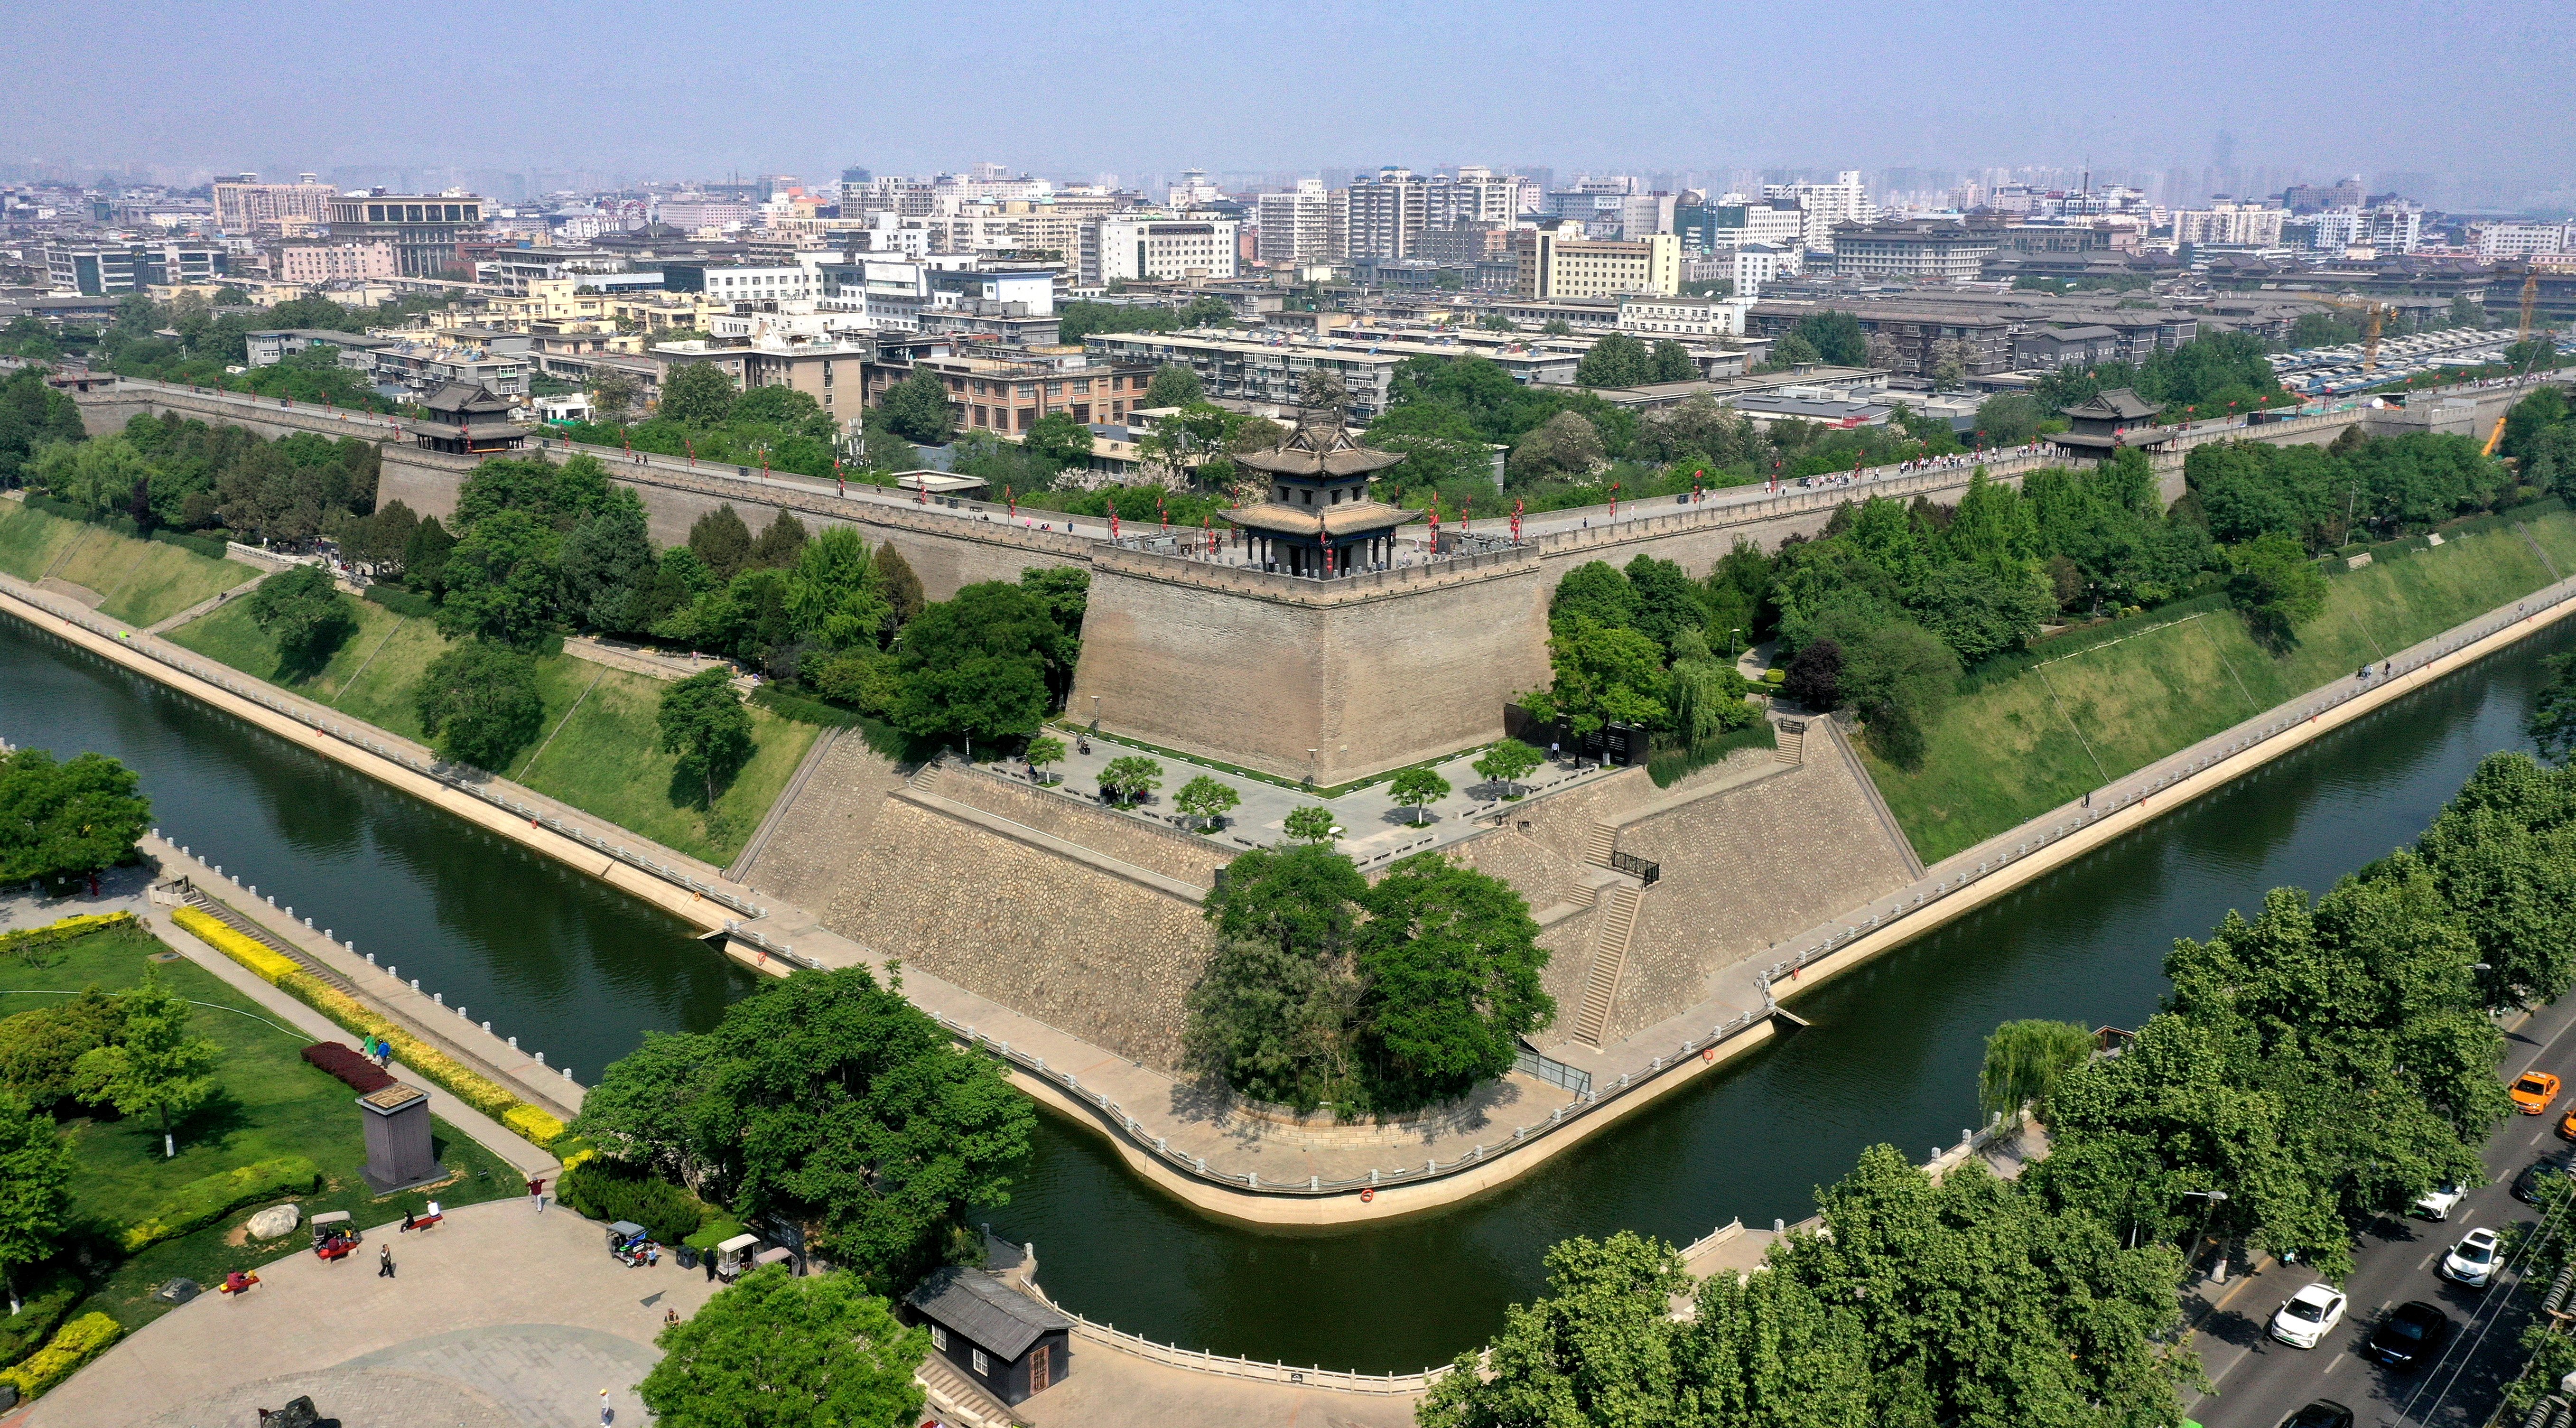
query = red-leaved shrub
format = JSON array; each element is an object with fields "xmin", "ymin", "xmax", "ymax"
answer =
[{"xmin": 302, "ymin": 1041, "xmax": 392, "ymax": 1093}]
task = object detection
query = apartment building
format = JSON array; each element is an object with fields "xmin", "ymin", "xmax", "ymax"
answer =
[
  {"xmin": 1618, "ymin": 294, "xmax": 1751, "ymax": 337},
  {"xmin": 2471, "ymin": 220, "xmax": 2574, "ymax": 261},
  {"xmin": 1079, "ymin": 331, "xmax": 1407, "ymax": 419},
  {"xmin": 274, "ymin": 240, "xmax": 397, "ymax": 284},
  {"xmin": 1335, "ymin": 168, "xmax": 1428, "ymax": 260},
  {"xmin": 46, "ymin": 240, "xmax": 226, "ymax": 295},
  {"xmin": 656, "ymin": 336, "xmax": 873, "ymax": 426},
  {"xmin": 1746, "ymin": 300, "xmax": 2014, "ymax": 378},
  {"xmin": 1708, "ymin": 196, "xmax": 1807, "ymax": 252},
  {"xmin": 1766, "ymin": 171, "xmax": 1873, "ymax": 252},
  {"xmin": 902, "ymin": 351, "xmax": 1159, "ymax": 434},
  {"xmin": 1256, "ymin": 180, "xmax": 1331, "ymax": 263},
  {"xmin": 1095, "ymin": 218, "xmax": 1238, "ymax": 282},
  {"xmin": 1828, "ymin": 219, "xmax": 1999, "ymax": 281},
  {"xmin": 1510, "ymin": 229, "xmax": 1681, "ymax": 299},
  {"xmin": 212, "ymin": 175, "xmax": 334, "ymax": 234},
  {"xmin": 657, "ymin": 263, "xmax": 821, "ymax": 303},
  {"xmin": 2174, "ymin": 201, "xmax": 2286, "ymax": 247},
  {"xmin": 323, "ymin": 193, "xmax": 487, "ymax": 277}
]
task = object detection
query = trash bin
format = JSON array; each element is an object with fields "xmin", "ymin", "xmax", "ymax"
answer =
[{"xmin": 676, "ymin": 1245, "xmax": 699, "ymax": 1270}]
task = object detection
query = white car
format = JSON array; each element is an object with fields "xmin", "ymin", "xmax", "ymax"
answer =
[
  {"xmin": 2270, "ymin": 1282, "xmax": 2348, "ymax": 1349},
  {"xmin": 2441, "ymin": 1228, "xmax": 2501, "ymax": 1288},
  {"xmin": 2415, "ymin": 1184, "xmax": 2466, "ymax": 1220}
]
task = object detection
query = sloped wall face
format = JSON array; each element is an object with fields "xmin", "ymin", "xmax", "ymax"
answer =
[{"xmin": 1068, "ymin": 564, "xmax": 1552, "ymax": 786}]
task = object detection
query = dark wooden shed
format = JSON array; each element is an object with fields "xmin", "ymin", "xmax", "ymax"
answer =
[{"xmin": 902, "ymin": 1263, "xmax": 1074, "ymax": 1406}]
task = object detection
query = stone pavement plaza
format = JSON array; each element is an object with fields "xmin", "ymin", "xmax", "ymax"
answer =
[{"xmin": 23, "ymin": 1201, "xmax": 716, "ymax": 1428}]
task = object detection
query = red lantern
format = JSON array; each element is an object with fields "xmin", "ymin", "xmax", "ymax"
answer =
[
  {"xmin": 1610, "ymin": 482, "xmax": 1620, "ymax": 519},
  {"xmin": 1511, "ymin": 498, "xmax": 1523, "ymax": 544}
]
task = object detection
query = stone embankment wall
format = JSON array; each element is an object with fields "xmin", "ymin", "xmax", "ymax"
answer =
[
  {"xmin": 811, "ymin": 765, "xmax": 1225, "ymax": 1072},
  {"xmin": 738, "ymin": 730, "xmax": 914, "ymax": 911}
]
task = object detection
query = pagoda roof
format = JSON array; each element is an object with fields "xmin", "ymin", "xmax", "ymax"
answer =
[
  {"xmin": 2060, "ymin": 387, "xmax": 2159, "ymax": 421},
  {"xmin": 1234, "ymin": 407, "xmax": 1404, "ymax": 478},
  {"xmin": 1226, "ymin": 501, "xmax": 1422, "ymax": 540}
]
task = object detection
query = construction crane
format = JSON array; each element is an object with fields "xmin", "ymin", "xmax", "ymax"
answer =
[
  {"xmin": 2483, "ymin": 268, "xmax": 2548, "ymax": 458},
  {"xmin": 2296, "ymin": 293, "xmax": 2392, "ymax": 371}
]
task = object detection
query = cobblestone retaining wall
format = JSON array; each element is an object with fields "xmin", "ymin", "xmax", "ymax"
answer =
[
  {"xmin": 927, "ymin": 766, "xmax": 1230, "ymax": 887},
  {"xmin": 740, "ymin": 732, "xmax": 912, "ymax": 910},
  {"xmin": 820, "ymin": 798, "xmax": 1219, "ymax": 1070}
]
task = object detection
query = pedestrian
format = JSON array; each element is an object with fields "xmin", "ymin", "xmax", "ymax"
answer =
[
  {"xmin": 600, "ymin": 1389, "xmax": 614, "ymax": 1426},
  {"xmin": 528, "ymin": 1175, "xmax": 547, "ymax": 1212},
  {"xmin": 378, "ymin": 1244, "xmax": 394, "ymax": 1279},
  {"xmin": 703, "ymin": 1251, "xmax": 717, "ymax": 1282},
  {"xmin": 664, "ymin": 1307, "xmax": 680, "ymax": 1329}
]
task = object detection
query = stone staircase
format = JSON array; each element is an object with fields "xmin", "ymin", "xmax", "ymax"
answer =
[
  {"xmin": 181, "ymin": 887, "xmax": 360, "ymax": 999},
  {"xmin": 1774, "ymin": 719, "xmax": 1806, "ymax": 765},
  {"xmin": 1571, "ymin": 882, "xmax": 1644, "ymax": 1047},
  {"xmin": 1582, "ymin": 821, "xmax": 1618, "ymax": 868},
  {"xmin": 915, "ymin": 1351, "xmax": 1025, "ymax": 1428}
]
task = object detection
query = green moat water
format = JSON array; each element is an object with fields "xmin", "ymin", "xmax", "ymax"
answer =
[{"xmin": 3, "ymin": 609, "xmax": 2564, "ymax": 1372}]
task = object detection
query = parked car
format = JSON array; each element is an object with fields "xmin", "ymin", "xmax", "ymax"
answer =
[
  {"xmin": 2439, "ymin": 1228, "xmax": 2500, "ymax": 1288},
  {"xmin": 2279, "ymin": 1402, "xmax": 2354, "ymax": 1428},
  {"xmin": 2413, "ymin": 1183, "xmax": 2465, "ymax": 1220},
  {"xmin": 2558, "ymin": 1101, "xmax": 2576, "ymax": 1140},
  {"xmin": 2513, "ymin": 1153, "xmax": 2576, "ymax": 1204},
  {"xmin": 2269, "ymin": 1282, "xmax": 2348, "ymax": 1349},
  {"xmin": 2364, "ymin": 1301, "xmax": 2453, "ymax": 1369},
  {"xmin": 2509, "ymin": 1070, "xmax": 2561, "ymax": 1115}
]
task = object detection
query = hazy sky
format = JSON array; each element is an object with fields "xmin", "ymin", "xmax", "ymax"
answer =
[{"xmin": 9, "ymin": 0, "xmax": 2572, "ymax": 200}]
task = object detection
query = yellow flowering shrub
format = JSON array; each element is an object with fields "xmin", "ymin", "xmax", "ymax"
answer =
[{"xmin": 0, "ymin": 1313, "xmax": 123, "ymax": 1399}]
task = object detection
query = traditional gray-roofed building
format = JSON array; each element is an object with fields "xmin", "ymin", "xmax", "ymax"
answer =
[
  {"xmin": 2048, "ymin": 386, "xmax": 2174, "ymax": 457},
  {"xmin": 902, "ymin": 1263, "xmax": 1073, "ymax": 1405},
  {"xmin": 2015, "ymin": 323, "xmax": 2121, "ymax": 369},
  {"xmin": 412, "ymin": 381, "xmax": 528, "ymax": 456},
  {"xmin": 1223, "ymin": 404, "xmax": 1417, "ymax": 578}
]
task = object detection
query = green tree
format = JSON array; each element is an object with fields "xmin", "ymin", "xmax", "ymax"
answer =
[
  {"xmin": 573, "ymin": 967, "xmax": 1032, "ymax": 1289},
  {"xmin": 659, "ymin": 363, "xmax": 740, "ymax": 427},
  {"xmin": 413, "ymin": 641, "xmax": 545, "ymax": 770},
  {"xmin": 886, "ymin": 582, "xmax": 1074, "ymax": 742},
  {"xmin": 1183, "ymin": 932, "xmax": 1362, "ymax": 1111},
  {"xmin": 1506, "ymin": 409, "xmax": 1606, "ymax": 486},
  {"xmin": 2530, "ymin": 653, "xmax": 2576, "ymax": 765},
  {"xmin": 1472, "ymin": 740, "xmax": 1544, "ymax": 797},
  {"xmin": 1023, "ymin": 735, "xmax": 1067, "ymax": 784},
  {"xmin": 636, "ymin": 1264, "xmax": 928, "ymax": 1428},
  {"xmin": 1418, "ymin": 1232, "xmax": 1691, "ymax": 1428},
  {"xmin": 783, "ymin": 526, "xmax": 889, "ymax": 651},
  {"xmin": 586, "ymin": 368, "xmax": 640, "ymax": 425},
  {"xmin": 1025, "ymin": 410, "xmax": 1095, "ymax": 469},
  {"xmin": 1097, "ymin": 755, "xmax": 1164, "ymax": 807},
  {"xmin": 876, "ymin": 544, "xmax": 929, "ymax": 629},
  {"xmin": 1525, "ymin": 616, "xmax": 1669, "ymax": 736},
  {"xmin": 1973, "ymin": 392, "xmax": 2045, "ymax": 447},
  {"xmin": 1542, "ymin": 317, "xmax": 1573, "ymax": 336},
  {"xmin": 2226, "ymin": 531, "xmax": 2328, "ymax": 646},
  {"xmin": 433, "ymin": 508, "xmax": 561, "ymax": 645},
  {"xmin": 1574, "ymin": 332, "xmax": 1651, "ymax": 389},
  {"xmin": 558, "ymin": 490, "xmax": 657, "ymax": 634},
  {"xmin": 1794, "ymin": 309, "xmax": 1868, "ymax": 366},
  {"xmin": 1205, "ymin": 842, "xmax": 1365, "ymax": 953},
  {"xmin": 876, "ymin": 369, "xmax": 956, "ymax": 445},
  {"xmin": 1388, "ymin": 766, "xmax": 1451, "ymax": 825},
  {"xmin": 1979, "ymin": 1018, "xmax": 2095, "ymax": 1119},
  {"xmin": 1284, "ymin": 805, "xmax": 1338, "ymax": 844},
  {"xmin": 73, "ymin": 974, "xmax": 219, "ymax": 1158},
  {"xmin": 1353, "ymin": 852, "xmax": 1550, "ymax": 1110},
  {"xmin": 1173, "ymin": 774, "xmax": 1238, "ymax": 829},
  {"xmin": 1646, "ymin": 339, "xmax": 1697, "ymax": 385},
  {"xmin": 688, "ymin": 504, "xmax": 755, "ymax": 582},
  {"xmin": 747, "ymin": 509, "xmax": 809, "ymax": 570},
  {"xmin": 245, "ymin": 564, "xmax": 356, "ymax": 672},
  {"xmin": 1144, "ymin": 364, "xmax": 1205, "ymax": 408},
  {"xmin": 0, "ymin": 1091, "xmax": 72, "ymax": 1316},
  {"xmin": 1765, "ymin": 331, "xmax": 1821, "ymax": 369},
  {"xmin": 658, "ymin": 668, "xmax": 756, "ymax": 809},
  {"xmin": 0, "ymin": 749, "xmax": 150, "ymax": 887}
]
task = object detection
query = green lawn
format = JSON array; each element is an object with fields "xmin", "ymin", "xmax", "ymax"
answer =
[
  {"xmin": 167, "ymin": 599, "xmax": 818, "ymax": 864},
  {"xmin": 1867, "ymin": 511, "xmax": 2576, "ymax": 864},
  {"xmin": 0, "ymin": 921, "xmax": 516, "ymax": 1332},
  {"xmin": 0, "ymin": 503, "xmax": 254, "ymax": 626}
]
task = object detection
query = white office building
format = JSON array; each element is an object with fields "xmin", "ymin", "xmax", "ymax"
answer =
[
  {"xmin": 1096, "ymin": 218, "xmax": 1239, "ymax": 282},
  {"xmin": 1256, "ymin": 180, "xmax": 1332, "ymax": 263}
]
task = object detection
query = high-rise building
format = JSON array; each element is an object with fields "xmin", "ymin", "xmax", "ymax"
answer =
[
  {"xmin": 323, "ymin": 192, "xmax": 487, "ymax": 277},
  {"xmin": 1334, "ymin": 167, "xmax": 1428, "ymax": 259},
  {"xmin": 2174, "ymin": 201, "xmax": 2286, "ymax": 247},
  {"xmin": 1095, "ymin": 218, "xmax": 1239, "ymax": 282},
  {"xmin": 1255, "ymin": 180, "xmax": 1331, "ymax": 263},
  {"xmin": 1511, "ymin": 226, "xmax": 1679, "ymax": 298},
  {"xmin": 212, "ymin": 173, "xmax": 335, "ymax": 234},
  {"xmin": 1763, "ymin": 170, "xmax": 1873, "ymax": 252}
]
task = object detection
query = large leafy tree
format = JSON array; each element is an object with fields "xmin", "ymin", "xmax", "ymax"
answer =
[
  {"xmin": 0, "ymin": 1090, "xmax": 71, "ymax": 1317},
  {"xmin": 433, "ymin": 508, "xmax": 563, "ymax": 645},
  {"xmin": 876, "ymin": 369, "xmax": 956, "ymax": 445},
  {"xmin": 572, "ymin": 967, "xmax": 1033, "ymax": 1290},
  {"xmin": 1353, "ymin": 853, "xmax": 1550, "ymax": 1108},
  {"xmin": 638, "ymin": 1264, "xmax": 928, "ymax": 1428},
  {"xmin": 884, "ymin": 581, "xmax": 1075, "ymax": 742},
  {"xmin": 245, "ymin": 564, "xmax": 356, "ymax": 672},
  {"xmin": 0, "ymin": 749, "xmax": 151, "ymax": 886},
  {"xmin": 414, "ymin": 641, "xmax": 546, "ymax": 770},
  {"xmin": 1793, "ymin": 309, "xmax": 1868, "ymax": 367},
  {"xmin": 658, "ymin": 668, "xmax": 756, "ymax": 809},
  {"xmin": 1574, "ymin": 332, "xmax": 1651, "ymax": 389},
  {"xmin": 1143, "ymin": 364, "xmax": 1204, "ymax": 408},
  {"xmin": 659, "ymin": 363, "xmax": 740, "ymax": 428},
  {"xmin": 73, "ymin": 974, "xmax": 220, "ymax": 1159},
  {"xmin": 2530, "ymin": 653, "xmax": 2576, "ymax": 766},
  {"xmin": 1202, "ymin": 843, "xmax": 1367, "ymax": 956}
]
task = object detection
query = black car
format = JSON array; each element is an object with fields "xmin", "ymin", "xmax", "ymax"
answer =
[
  {"xmin": 2280, "ymin": 1402, "xmax": 2354, "ymax": 1428},
  {"xmin": 2365, "ymin": 1301, "xmax": 2453, "ymax": 1369},
  {"xmin": 2514, "ymin": 1152, "xmax": 2576, "ymax": 1204}
]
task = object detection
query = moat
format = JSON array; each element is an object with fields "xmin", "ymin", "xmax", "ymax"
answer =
[{"xmin": 2, "ymin": 607, "xmax": 2565, "ymax": 1373}]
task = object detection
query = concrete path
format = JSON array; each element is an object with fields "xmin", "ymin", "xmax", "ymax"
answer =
[
  {"xmin": 1020, "ymin": 1341, "xmax": 1420, "ymax": 1428},
  {"xmin": 25, "ymin": 1200, "xmax": 714, "ymax": 1428},
  {"xmin": 145, "ymin": 570, "xmax": 269, "ymax": 634}
]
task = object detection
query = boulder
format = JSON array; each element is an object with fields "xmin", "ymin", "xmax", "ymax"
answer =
[{"xmin": 245, "ymin": 1203, "xmax": 302, "ymax": 1240}]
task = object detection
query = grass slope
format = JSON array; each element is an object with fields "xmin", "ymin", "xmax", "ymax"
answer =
[
  {"xmin": 1868, "ymin": 511, "xmax": 2576, "ymax": 864},
  {"xmin": 167, "ymin": 598, "xmax": 816, "ymax": 864},
  {"xmin": 0, "ymin": 921, "xmax": 514, "ymax": 1332},
  {"xmin": 0, "ymin": 503, "xmax": 252, "ymax": 626}
]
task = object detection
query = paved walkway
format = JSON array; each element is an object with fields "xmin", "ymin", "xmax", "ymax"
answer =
[
  {"xmin": 25, "ymin": 1200, "xmax": 713, "ymax": 1428},
  {"xmin": 144, "ymin": 569, "xmax": 269, "ymax": 635},
  {"xmin": 1021, "ymin": 1343, "xmax": 1419, "ymax": 1428}
]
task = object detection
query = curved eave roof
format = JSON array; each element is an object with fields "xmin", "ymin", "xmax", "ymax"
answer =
[
  {"xmin": 1235, "ymin": 447, "xmax": 1405, "ymax": 477},
  {"xmin": 1224, "ymin": 502, "xmax": 1422, "ymax": 538}
]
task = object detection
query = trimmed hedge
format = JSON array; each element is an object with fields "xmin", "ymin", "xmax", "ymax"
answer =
[
  {"xmin": 748, "ymin": 685, "xmax": 865, "ymax": 728},
  {"xmin": 0, "ymin": 1268, "xmax": 84, "ymax": 1368},
  {"xmin": 362, "ymin": 584, "xmax": 436, "ymax": 618},
  {"xmin": 152, "ymin": 529, "xmax": 231, "ymax": 561},
  {"xmin": 0, "ymin": 1312, "xmax": 121, "ymax": 1401},
  {"xmin": 120, "ymin": 1157, "xmax": 317, "ymax": 1253},
  {"xmin": 19, "ymin": 494, "xmax": 230, "ymax": 561},
  {"xmin": 169, "ymin": 904, "xmax": 564, "ymax": 1151},
  {"xmin": 0, "ymin": 913, "xmax": 137, "ymax": 960},
  {"xmin": 558, "ymin": 1157, "xmax": 708, "ymax": 1243},
  {"xmin": 301, "ymin": 1040, "xmax": 393, "ymax": 1094}
]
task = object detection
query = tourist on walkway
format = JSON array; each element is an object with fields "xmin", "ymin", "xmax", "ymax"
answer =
[
  {"xmin": 378, "ymin": 1245, "xmax": 394, "ymax": 1279},
  {"xmin": 528, "ymin": 1176, "xmax": 547, "ymax": 1212}
]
